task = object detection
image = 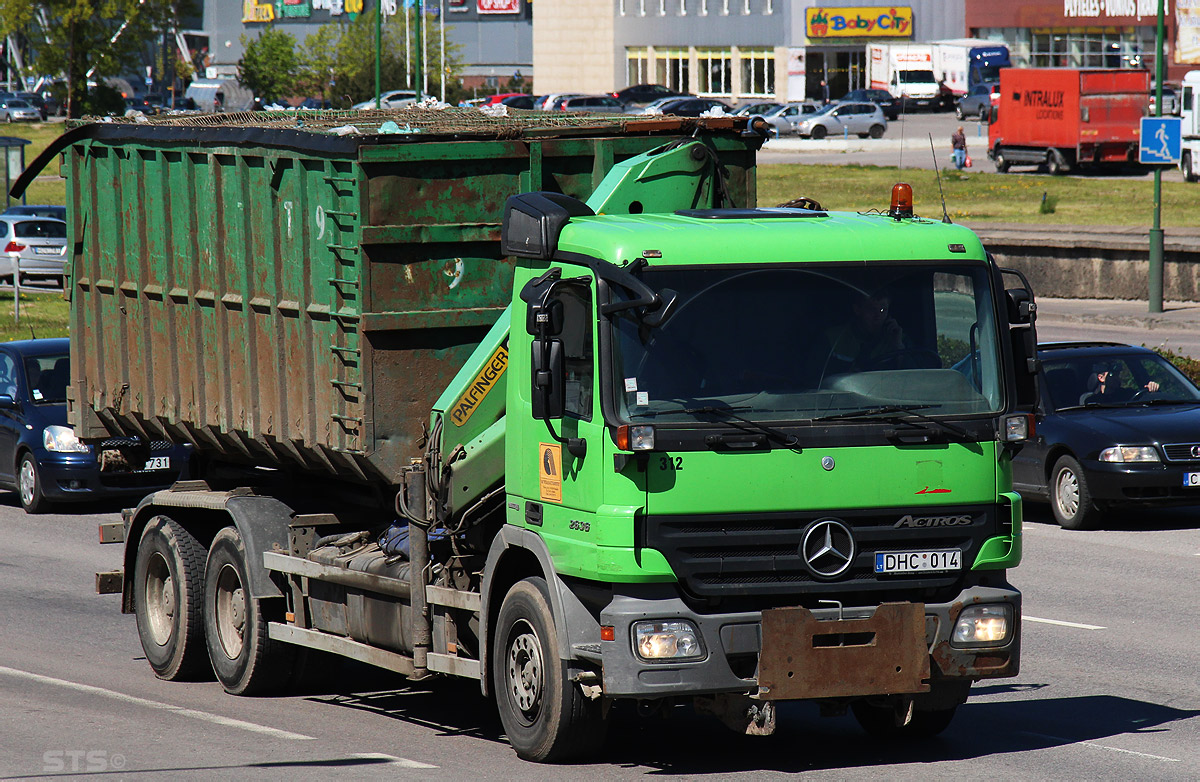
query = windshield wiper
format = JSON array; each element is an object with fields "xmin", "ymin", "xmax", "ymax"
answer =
[
  {"xmin": 811, "ymin": 404, "xmax": 970, "ymax": 439},
  {"xmin": 1129, "ymin": 398, "xmax": 1200, "ymax": 406},
  {"xmin": 641, "ymin": 404, "xmax": 799, "ymax": 447}
]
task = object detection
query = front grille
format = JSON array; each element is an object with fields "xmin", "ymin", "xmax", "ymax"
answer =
[
  {"xmin": 1162, "ymin": 443, "xmax": 1200, "ymax": 462},
  {"xmin": 642, "ymin": 505, "xmax": 997, "ymax": 599},
  {"xmin": 99, "ymin": 437, "xmax": 175, "ymax": 453}
]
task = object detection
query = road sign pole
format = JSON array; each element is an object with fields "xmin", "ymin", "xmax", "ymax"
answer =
[{"xmin": 1149, "ymin": 0, "xmax": 1165, "ymax": 314}]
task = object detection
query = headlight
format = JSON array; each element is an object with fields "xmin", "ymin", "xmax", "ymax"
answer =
[
  {"xmin": 1099, "ymin": 446, "xmax": 1160, "ymax": 463},
  {"xmin": 633, "ymin": 620, "xmax": 704, "ymax": 661},
  {"xmin": 44, "ymin": 424, "xmax": 89, "ymax": 453},
  {"xmin": 951, "ymin": 604, "xmax": 1012, "ymax": 647}
]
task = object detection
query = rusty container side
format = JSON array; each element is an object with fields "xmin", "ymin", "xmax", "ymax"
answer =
[{"xmin": 65, "ymin": 114, "xmax": 760, "ymax": 487}]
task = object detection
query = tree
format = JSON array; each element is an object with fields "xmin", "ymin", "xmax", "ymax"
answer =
[
  {"xmin": 237, "ymin": 27, "xmax": 301, "ymax": 102},
  {"xmin": 0, "ymin": 0, "xmax": 197, "ymax": 118},
  {"xmin": 296, "ymin": 9, "xmax": 462, "ymax": 106}
]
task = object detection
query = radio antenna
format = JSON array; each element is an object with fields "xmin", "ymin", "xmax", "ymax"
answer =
[{"xmin": 929, "ymin": 133, "xmax": 951, "ymax": 224}]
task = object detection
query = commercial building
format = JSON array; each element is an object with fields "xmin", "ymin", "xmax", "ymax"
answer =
[
  {"xmin": 535, "ymin": 1, "xmax": 1196, "ymax": 104},
  {"xmin": 193, "ymin": 1, "xmax": 531, "ymax": 94}
]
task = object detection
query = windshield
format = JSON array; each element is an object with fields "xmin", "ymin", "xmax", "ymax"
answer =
[
  {"xmin": 1043, "ymin": 353, "xmax": 1200, "ymax": 410},
  {"xmin": 611, "ymin": 263, "xmax": 1004, "ymax": 423},
  {"xmin": 898, "ymin": 70, "xmax": 936, "ymax": 84},
  {"xmin": 23, "ymin": 354, "xmax": 69, "ymax": 404}
]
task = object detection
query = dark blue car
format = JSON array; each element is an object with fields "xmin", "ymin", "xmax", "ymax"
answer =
[
  {"xmin": 1012, "ymin": 342, "xmax": 1200, "ymax": 529},
  {"xmin": 0, "ymin": 339, "xmax": 190, "ymax": 513}
]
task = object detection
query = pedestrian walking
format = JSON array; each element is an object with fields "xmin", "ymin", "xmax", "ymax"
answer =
[
  {"xmin": 951, "ymin": 125, "xmax": 967, "ymax": 170},
  {"xmin": 820, "ymin": 79, "xmax": 830, "ymax": 104}
]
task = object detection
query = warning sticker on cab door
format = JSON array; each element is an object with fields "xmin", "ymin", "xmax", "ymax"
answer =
[{"xmin": 539, "ymin": 442, "xmax": 562, "ymax": 503}]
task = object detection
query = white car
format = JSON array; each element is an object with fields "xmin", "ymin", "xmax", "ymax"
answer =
[{"xmin": 352, "ymin": 90, "xmax": 431, "ymax": 110}]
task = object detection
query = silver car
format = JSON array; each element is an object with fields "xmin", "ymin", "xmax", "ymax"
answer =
[
  {"xmin": 0, "ymin": 217, "xmax": 67, "ymax": 285},
  {"xmin": 794, "ymin": 101, "xmax": 887, "ymax": 140},
  {"xmin": 0, "ymin": 99, "xmax": 40, "ymax": 123},
  {"xmin": 762, "ymin": 101, "xmax": 822, "ymax": 136}
]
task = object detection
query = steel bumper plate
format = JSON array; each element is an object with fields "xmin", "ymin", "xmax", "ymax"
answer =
[{"xmin": 757, "ymin": 603, "xmax": 930, "ymax": 700}]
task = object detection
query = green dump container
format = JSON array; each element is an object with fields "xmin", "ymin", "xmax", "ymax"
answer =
[{"xmin": 51, "ymin": 109, "xmax": 760, "ymax": 485}]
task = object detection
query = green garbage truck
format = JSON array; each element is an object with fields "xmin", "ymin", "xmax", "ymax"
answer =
[{"xmin": 23, "ymin": 108, "xmax": 1037, "ymax": 762}]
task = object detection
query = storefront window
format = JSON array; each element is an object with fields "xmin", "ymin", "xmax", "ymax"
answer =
[
  {"xmin": 627, "ymin": 48, "xmax": 649, "ymax": 85},
  {"xmin": 977, "ymin": 26, "xmax": 1155, "ymax": 72},
  {"xmin": 740, "ymin": 49, "xmax": 775, "ymax": 97},
  {"xmin": 655, "ymin": 49, "xmax": 690, "ymax": 93},
  {"xmin": 698, "ymin": 50, "xmax": 733, "ymax": 96}
]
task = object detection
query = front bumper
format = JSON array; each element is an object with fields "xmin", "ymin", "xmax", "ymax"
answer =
[
  {"xmin": 1083, "ymin": 458, "xmax": 1200, "ymax": 504},
  {"xmin": 599, "ymin": 583, "xmax": 1020, "ymax": 699},
  {"xmin": 37, "ymin": 452, "xmax": 185, "ymax": 503}
]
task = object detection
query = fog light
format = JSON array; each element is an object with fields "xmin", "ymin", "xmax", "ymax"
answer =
[
  {"xmin": 1099, "ymin": 445, "xmax": 1160, "ymax": 463},
  {"xmin": 633, "ymin": 620, "xmax": 704, "ymax": 661},
  {"xmin": 952, "ymin": 604, "xmax": 1012, "ymax": 646}
]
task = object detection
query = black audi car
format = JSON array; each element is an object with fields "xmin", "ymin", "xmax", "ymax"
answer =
[
  {"xmin": 1012, "ymin": 342, "xmax": 1200, "ymax": 529},
  {"xmin": 0, "ymin": 339, "xmax": 190, "ymax": 513}
]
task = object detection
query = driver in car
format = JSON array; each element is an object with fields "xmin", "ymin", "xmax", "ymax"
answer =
[
  {"xmin": 822, "ymin": 290, "xmax": 906, "ymax": 373},
  {"xmin": 1082, "ymin": 362, "xmax": 1159, "ymax": 404}
]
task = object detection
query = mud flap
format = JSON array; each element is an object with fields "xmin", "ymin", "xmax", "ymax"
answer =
[{"xmin": 756, "ymin": 603, "xmax": 930, "ymax": 700}]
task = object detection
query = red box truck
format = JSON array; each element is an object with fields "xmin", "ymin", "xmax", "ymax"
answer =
[{"xmin": 987, "ymin": 68, "xmax": 1149, "ymax": 174}]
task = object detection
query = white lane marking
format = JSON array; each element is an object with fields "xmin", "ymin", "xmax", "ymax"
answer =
[
  {"xmin": 1020, "ymin": 732, "xmax": 1180, "ymax": 763},
  {"xmin": 0, "ymin": 665, "xmax": 313, "ymax": 741},
  {"xmin": 351, "ymin": 752, "xmax": 438, "ymax": 769},
  {"xmin": 1024, "ymin": 615, "xmax": 1106, "ymax": 630}
]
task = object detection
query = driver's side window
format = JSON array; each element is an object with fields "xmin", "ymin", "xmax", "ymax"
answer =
[{"xmin": 557, "ymin": 284, "xmax": 594, "ymax": 421}]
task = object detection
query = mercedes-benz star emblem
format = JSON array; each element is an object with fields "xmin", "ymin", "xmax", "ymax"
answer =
[{"xmin": 800, "ymin": 519, "xmax": 856, "ymax": 579}]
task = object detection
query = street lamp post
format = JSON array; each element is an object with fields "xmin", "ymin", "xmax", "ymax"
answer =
[{"xmin": 1149, "ymin": 0, "xmax": 1166, "ymax": 313}]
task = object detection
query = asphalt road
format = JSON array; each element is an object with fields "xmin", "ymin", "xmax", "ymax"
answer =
[
  {"xmin": 758, "ymin": 110, "xmax": 1187, "ymax": 182},
  {"xmin": 1, "ymin": 481, "xmax": 1198, "ymax": 779}
]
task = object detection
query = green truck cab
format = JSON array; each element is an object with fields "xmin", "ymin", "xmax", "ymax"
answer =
[
  {"xmin": 35, "ymin": 110, "xmax": 1036, "ymax": 763},
  {"xmin": 478, "ymin": 181, "xmax": 1034, "ymax": 755}
]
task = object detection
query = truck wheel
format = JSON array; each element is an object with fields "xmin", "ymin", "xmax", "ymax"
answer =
[
  {"xmin": 17, "ymin": 453, "xmax": 49, "ymax": 513},
  {"xmin": 868, "ymin": 124, "xmax": 884, "ymax": 139},
  {"xmin": 1050, "ymin": 455, "xmax": 1100, "ymax": 530},
  {"xmin": 954, "ymin": 106, "xmax": 964, "ymax": 121},
  {"xmin": 993, "ymin": 148, "xmax": 1010, "ymax": 173},
  {"xmin": 852, "ymin": 701, "xmax": 957, "ymax": 738},
  {"xmin": 810, "ymin": 125, "xmax": 827, "ymax": 140},
  {"xmin": 493, "ymin": 577, "xmax": 607, "ymax": 762},
  {"xmin": 1184, "ymin": 151, "xmax": 1198, "ymax": 183},
  {"xmin": 1047, "ymin": 149, "xmax": 1070, "ymax": 176},
  {"xmin": 133, "ymin": 515, "xmax": 209, "ymax": 681},
  {"xmin": 203, "ymin": 526, "xmax": 294, "ymax": 695}
]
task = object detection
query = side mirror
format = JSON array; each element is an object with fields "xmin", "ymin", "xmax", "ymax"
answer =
[
  {"xmin": 1005, "ymin": 287, "xmax": 1039, "ymax": 410},
  {"xmin": 0, "ymin": 394, "xmax": 15, "ymax": 410},
  {"xmin": 531, "ymin": 339, "xmax": 565, "ymax": 420}
]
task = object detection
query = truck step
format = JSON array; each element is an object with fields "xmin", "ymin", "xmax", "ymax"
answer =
[{"xmin": 268, "ymin": 623, "xmax": 415, "ymax": 676}]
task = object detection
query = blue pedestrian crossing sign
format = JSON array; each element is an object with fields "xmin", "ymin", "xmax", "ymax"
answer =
[{"xmin": 1140, "ymin": 117, "xmax": 1182, "ymax": 164}]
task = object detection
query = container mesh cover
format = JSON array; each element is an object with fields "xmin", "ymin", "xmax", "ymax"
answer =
[{"xmin": 79, "ymin": 106, "xmax": 739, "ymax": 140}]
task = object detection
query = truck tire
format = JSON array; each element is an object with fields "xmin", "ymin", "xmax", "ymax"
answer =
[
  {"xmin": 17, "ymin": 453, "xmax": 49, "ymax": 513},
  {"xmin": 1050, "ymin": 455, "xmax": 1100, "ymax": 530},
  {"xmin": 203, "ymin": 526, "xmax": 295, "ymax": 695},
  {"xmin": 993, "ymin": 147, "xmax": 1010, "ymax": 173},
  {"xmin": 493, "ymin": 577, "xmax": 607, "ymax": 762},
  {"xmin": 1184, "ymin": 151, "xmax": 1198, "ymax": 183},
  {"xmin": 133, "ymin": 515, "xmax": 210, "ymax": 681},
  {"xmin": 852, "ymin": 701, "xmax": 957, "ymax": 738}
]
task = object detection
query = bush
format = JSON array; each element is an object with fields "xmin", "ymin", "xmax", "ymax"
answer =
[{"xmin": 1155, "ymin": 346, "xmax": 1200, "ymax": 385}]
